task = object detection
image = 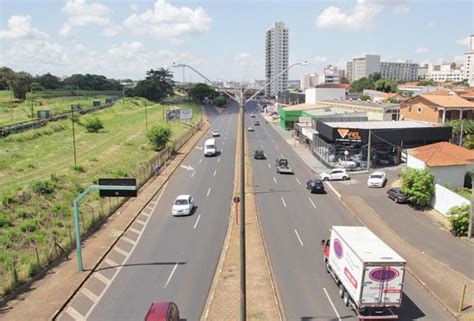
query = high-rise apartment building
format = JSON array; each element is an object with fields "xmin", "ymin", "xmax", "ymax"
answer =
[
  {"xmin": 323, "ymin": 65, "xmax": 345, "ymax": 84},
  {"xmin": 265, "ymin": 21, "xmax": 289, "ymax": 97},
  {"xmin": 380, "ymin": 61, "xmax": 418, "ymax": 82},
  {"xmin": 346, "ymin": 62, "xmax": 352, "ymax": 83},
  {"xmin": 464, "ymin": 34, "xmax": 474, "ymax": 85},
  {"xmin": 300, "ymin": 73, "xmax": 320, "ymax": 90},
  {"xmin": 351, "ymin": 55, "xmax": 381, "ymax": 81}
]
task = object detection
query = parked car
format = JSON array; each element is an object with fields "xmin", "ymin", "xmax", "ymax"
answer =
[
  {"xmin": 250, "ymin": 113, "xmax": 256, "ymax": 118},
  {"xmin": 145, "ymin": 301, "xmax": 179, "ymax": 321},
  {"xmin": 254, "ymin": 149, "xmax": 266, "ymax": 159},
  {"xmin": 247, "ymin": 126, "xmax": 254, "ymax": 131},
  {"xmin": 367, "ymin": 171, "xmax": 387, "ymax": 188},
  {"xmin": 306, "ymin": 179, "xmax": 325, "ymax": 193},
  {"xmin": 387, "ymin": 187, "xmax": 408, "ymax": 203},
  {"xmin": 212, "ymin": 130, "xmax": 220, "ymax": 137},
  {"xmin": 337, "ymin": 159, "xmax": 358, "ymax": 169},
  {"xmin": 172, "ymin": 195, "xmax": 194, "ymax": 216},
  {"xmin": 254, "ymin": 120, "xmax": 260, "ymax": 126},
  {"xmin": 320, "ymin": 168, "xmax": 350, "ymax": 181}
]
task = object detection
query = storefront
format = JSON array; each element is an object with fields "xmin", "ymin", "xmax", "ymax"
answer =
[{"xmin": 313, "ymin": 120, "xmax": 452, "ymax": 168}]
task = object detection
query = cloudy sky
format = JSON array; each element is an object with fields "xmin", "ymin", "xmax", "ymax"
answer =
[{"xmin": 0, "ymin": 0, "xmax": 472, "ymax": 82}]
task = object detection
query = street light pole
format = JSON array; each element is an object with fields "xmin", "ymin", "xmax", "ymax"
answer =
[
  {"xmin": 239, "ymin": 86, "xmax": 246, "ymax": 321},
  {"xmin": 71, "ymin": 106, "xmax": 77, "ymax": 167}
]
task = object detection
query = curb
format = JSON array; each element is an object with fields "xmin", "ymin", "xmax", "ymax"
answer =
[{"xmin": 52, "ymin": 109, "xmax": 209, "ymax": 320}]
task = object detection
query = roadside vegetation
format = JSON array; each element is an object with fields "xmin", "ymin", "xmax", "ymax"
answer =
[
  {"xmin": 399, "ymin": 168, "xmax": 436, "ymax": 207},
  {"xmin": 447, "ymin": 205, "xmax": 471, "ymax": 237},
  {"xmin": 0, "ymin": 78, "xmax": 201, "ymax": 298}
]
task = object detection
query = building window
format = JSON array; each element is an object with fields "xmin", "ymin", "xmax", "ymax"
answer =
[{"xmin": 417, "ymin": 106, "xmax": 422, "ymax": 113}]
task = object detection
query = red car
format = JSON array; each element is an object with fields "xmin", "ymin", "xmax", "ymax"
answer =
[{"xmin": 145, "ymin": 302, "xmax": 180, "ymax": 321}]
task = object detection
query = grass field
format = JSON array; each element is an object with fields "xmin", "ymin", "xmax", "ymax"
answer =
[
  {"xmin": 0, "ymin": 96, "xmax": 201, "ymax": 297},
  {"xmin": 0, "ymin": 90, "xmax": 121, "ymax": 127}
]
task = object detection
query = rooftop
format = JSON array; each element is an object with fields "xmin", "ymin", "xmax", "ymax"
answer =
[
  {"xmin": 320, "ymin": 99, "xmax": 400, "ymax": 109},
  {"xmin": 282, "ymin": 103, "xmax": 320, "ymax": 111},
  {"xmin": 316, "ymin": 83, "xmax": 351, "ymax": 89},
  {"xmin": 323, "ymin": 120, "xmax": 435, "ymax": 129},
  {"xmin": 419, "ymin": 94, "xmax": 474, "ymax": 108},
  {"xmin": 303, "ymin": 107, "xmax": 366, "ymax": 117},
  {"xmin": 409, "ymin": 142, "xmax": 474, "ymax": 167}
]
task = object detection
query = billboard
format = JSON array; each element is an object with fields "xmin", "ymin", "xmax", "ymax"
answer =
[
  {"xmin": 166, "ymin": 108, "xmax": 193, "ymax": 120},
  {"xmin": 180, "ymin": 108, "xmax": 193, "ymax": 119},
  {"xmin": 166, "ymin": 109, "xmax": 180, "ymax": 121}
]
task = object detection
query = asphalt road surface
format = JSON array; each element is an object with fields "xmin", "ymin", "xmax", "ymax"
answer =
[
  {"xmin": 84, "ymin": 103, "xmax": 239, "ymax": 320},
  {"xmin": 245, "ymin": 101, "xmax": 453, "ymax": 321}
]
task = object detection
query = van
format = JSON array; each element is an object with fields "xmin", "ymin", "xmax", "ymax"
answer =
[{"xmin": 204, "ymin": 138, "xmax": 217, "ymax": 157}]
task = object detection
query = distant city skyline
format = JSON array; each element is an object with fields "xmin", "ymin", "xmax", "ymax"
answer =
[{"xmin": 0, "ymin": 0, "xmax": 472, "ymax": 82}]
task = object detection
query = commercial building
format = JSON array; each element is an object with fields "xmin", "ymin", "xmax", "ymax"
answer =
[
  {"xmin": 265, "ymin": 21, "xmax": 289, "ymax": 97},
  {"xmin": 346, "ymin": 62, "xmax": 352, "ymax": 83},
  {"xmin": 323, "ymin": 65, "xmax": 345, "ymax": 84},
  {"xmin": 317, "ymin": 99, "xmax": 400, "ymax": 121},
  {"xmin": 305, "ymin": 84, "xmax": 349, "ymax": 104},
  {"xmin": 350, "ymin": 55, "xmax": 381, "ymax": 81},
  {"xmin": 425, "ymin": 62, "xmax": 464, "ymax": 82},
  {"xmin": 418, "ymin": 64, "xmax": 429, "ymax": 79},
  {"xmin": 313, "ymin": 121, "xmax": 451, "ymax": 168},
  {"xmin": 398, "ymin": 84, "xmax": 447, "ymax": 96},
  {"xmin": 464, "ymin": 35, "xmax": 474, "ymax": 85},
  {"xmin": 300, "ymin": 73, "xmax": 320, "ymax": 90},
  {"xmin": 400, "ymin": 94, "xmax": 474, "ymax": 124},
  {"xmin": 380, "ymin": 61, "xmax": 418, "ymax": 82}
]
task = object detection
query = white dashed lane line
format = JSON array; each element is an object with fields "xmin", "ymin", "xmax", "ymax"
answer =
[
  {"xmin": 308, "ymin": 198, "xmax": 316, "ymax": 208},
  {"xmin": 294, "ymin": 229, "xmax": 304, "ymax": 246},
  {"xmin": 193, "ymin": 214, "xmax": 201, "ymax": 229},
  {"xmin": 213, "ymin": 170, "xmax": 217, "ymax": 177},
  {"xmin": 281, "ymin": 197, "xmax": 287, "ymax": 207},
  {"xmin": 273, "ymin": 177, "xmax": 278, "ymax": 184},
  {"xmin": 164, "ymin": 263, "xmax": 179, "ymax": 288},
  {"xmin": 191, "ymin": 171, "xmax": 196, "ymax": 178},
  {"xmin": 296, "ymin": 177, "xmax": 301, "ymax": 185},
  {"xmin": 207, "ymin": 187, "xmax": 211, "ymax": 196},
  {"xmin": 267, "ymin": 163, "xmax": 271, "ymax": 169}
]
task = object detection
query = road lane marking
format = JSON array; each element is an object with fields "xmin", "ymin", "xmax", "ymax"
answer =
[
  {"xmin": 65, "ymin": 306, "xmax": 85, "ymax": 320},
  {"xmin": 273, "ymin": 177, "xmax": 278, "ymax": 184},
  {"xmin": 81, "ymin": 287, "xmax": 99, "ymax": 302},
  {"xmin": 199, "ymin": 159, "xmax": 202, "ymax": 164},
  {"xmin": 164, "ymin": 263, "xmax": 179, "ymax": 288},
  {"xmin": 267, "ymin": 163, "xmax": 271, "ymax": 169},
  {"xmin": 280, "ymin": 153, "xmax": 283, "ymax": 158},
  {"xmin": 275, "ymin": 146, "xmax": 279, "ymax": 150},
  {"xmin": 114, "ymin": 247, "xmax": 129, "ymax": 257},
  {"xmin": 295, "ymin": 177, "xmax": 301, "ymax": 185},
  {"xmin": 121, "ymin": 236, "xmax": 136, "ymax": 245},
  {"xmin": 222, "ymin": 141, "xmax": 225, "ymax": 146},
  {"xmin": 327, "ymin": 182, "xmax": 341, "ymax": 198},
  {"xmin": 308, "ymin": 198, "xmax": 316, "ymax": 208},
  {"xmin": 218, "ymin": 158, "xmax": 220, "ymax": 163},
  {"xmin": 213, "ymin": 170, "xmax": 217, "ymax": 176},
  {"xmin": 294, "ymin": 229, "xmax": 304, "ymax": 246},
  {"xmin": 129, "ymin": 227, "xmax": 142, "ymax": 234},
  {"xmin": 193, "ymin": 214, "xmax": 201, "ymax": 229},
  {"xmin": 135, "ymin": 218, "xmax": 146, "ymax": 225},
  {"xmin": 258, "ymin": 139, "xmax": 261, "ymax": 143},
  {"xmin": 323, "ymin": 288, "xmax": 342, "ymax": 321},
  {"xmin": 191, "ymin": 171, "xmax": 196, "ymax": 178},
  {"xmin": 281, "ymin": 197, "xmax": 287, "ymax": 207},
  {"xmin": 207, "ymin": 187, "xmax": 211, "ymax": 196},
  {"xmin": 104, "ymin": 258, "xmax": 118, "ymax": 267},
  {"xmin": 93, "ymin": 272, "xmax": 111, "ymax": 285}
]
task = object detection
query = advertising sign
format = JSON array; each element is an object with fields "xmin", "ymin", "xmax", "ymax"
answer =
[
  {"xmin": 166, "ymin": 109, "xmax": 181, "ymax": 121},
  {"xmin": 335, "ymin": 128, "xmax": 362, "ymax": 143},
  {"xmin": 180, "ymin": 108, "xmax": 193, "ymax": 120}
]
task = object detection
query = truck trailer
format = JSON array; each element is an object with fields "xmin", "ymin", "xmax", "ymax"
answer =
[{"xmin": 322, "ymin": 226, "xmax": 406, "ymax": 320}]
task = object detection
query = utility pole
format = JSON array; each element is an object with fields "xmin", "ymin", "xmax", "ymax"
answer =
[
  {"xmin": 71, "ymin": 106, "xmax": 77, "ymax": 167},
  {"xmin": 459, "ymin": 120, "xmax": 464, "ymax": 146},
  {"xmin": 144, "ymin": 101, "xmax": 148, "ymax": 131},
  {"xmin": 367, "ymin": 129, "xmax": 372, "ymax": 171},
  {"xmin": 469, "ymin": 172, "xmax": 474, "ymax": 238},
  {"xmin": 239, "ymin": 86, "xmax": 247, "ymax": 321},
  {"xmin": 122, "ymin": 86, "xmax": 125, "ymax": 104}
]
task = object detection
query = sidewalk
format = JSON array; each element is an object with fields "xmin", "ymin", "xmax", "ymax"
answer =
[
  {"xmin": 0, "ymin": 109, "xmax": 209, "ymax": 321},
  {"xmin": 264, "ymin": 115, "xmax": 473, "ymax": 319}
]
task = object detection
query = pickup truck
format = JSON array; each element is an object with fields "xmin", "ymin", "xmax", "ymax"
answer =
[
  {"xmin": 322, "ymin": 226, "xmax": 406, "ymax": 320},
  {"xmin": 275, "ymin": 158, "xmax": 293, "ymax": 174}
]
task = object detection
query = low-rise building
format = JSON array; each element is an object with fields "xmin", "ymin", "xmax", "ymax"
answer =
[
  {"xmin": 300, "ymin": 73, "xmax": 320, "ymax": 90},
  {"xmin": 398, "ymin": 84, "xmax": 448, "ymax": 96},
  {"xmin": 305, "ymin": 84, "xmax": 349, "ymax": 104},
  {"xmin": 400, "ymin": 94, "xmax": 474, "ymax": 124},
  {"xmin": 317, "ymin": 99, "xmax": 400, "ymax": 121},
  {"xmin": 426, "ymin": 62, "xmax": 465, "ymax": 82},
  {"xmin": 323, "ymin": 65, "xmax": 345, "ymax": 84}
]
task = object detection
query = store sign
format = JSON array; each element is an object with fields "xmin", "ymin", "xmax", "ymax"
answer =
[{"xmin": 336, "ymin": 128, "xmax": 362, "ymax": 142}]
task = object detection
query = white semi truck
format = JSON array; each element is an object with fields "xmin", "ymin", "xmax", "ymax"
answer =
[{"xmin": 322, "ymin": 226, "xmax": 406, "ymax": 320}]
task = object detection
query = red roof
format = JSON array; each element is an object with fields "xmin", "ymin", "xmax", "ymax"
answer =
[{"xmin": 410, "ymin": 142, "xmax": 474, "ymax": 167}]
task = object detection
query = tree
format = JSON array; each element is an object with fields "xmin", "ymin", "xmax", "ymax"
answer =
[
  {"xmin": 37, "ymin": 72, "xmax": 61, "ymax": 89},
  {"xmin": 351, "ymin": 77, "xmax": 374, "ymax": 92},
  {"xmin": 400, "ymin": 168, "xmax": 435, "ymax": 207},
  {"xmin": 0, "ymin": 66, "xmax": 16, "ymax": 90},
  {"xmin": 417, "ymin": 79, "xmax": 436, "ymax": 86},
  {"xmin": 134, "ymin": 68, "xmax": 175, "ymax": 101},
  {"xmin": 368, "ymin": 72, "xmax": 381, "ymax": 82},
  {"xmin": 188, "ymin": 83, "xmax": 216, "ymax": 102},
  {"xmin": 358, "ymin": 94, "xmax": 370, "ymax": 101},
  {"xmin": 444, "ymin": 119, "xmax": 474, "ymax": 139},
  {"xmin": 83, "ymin": 116, "xmax": 104, "ymax": 133},
  {"xmin": 214, "ymin": 96, "xmax": 227, "ymax": 107},
  {"xmin": 340, "ymin": 76, "xmax": 349, "ymax": 84},
  {"xmin": 11, "ymin": 72, "xmax": 34, "ymax": 100},
  {"xmin": 464, "ymin": 135, "xmax": 474, "ymax": 149},
  {"xmin": 30, "ymin": 82, "xmax": 43, "ymax": 92},
  {"xmin": 386, "ymin": 97, "xmax": 399, "ymax": 103},
  {"xmin": 374, "ymin": 79, "xmax": 398, "ymax": 93},
  {"xmin": 447, "ymin": 205, "xmax": 470, "ymax": 237},
  {"xmin": 146, "ymin": 124, "xmax": 171, "ymax": 151}
]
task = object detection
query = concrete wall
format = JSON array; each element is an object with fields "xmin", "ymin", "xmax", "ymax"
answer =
[
  {"xmin": 305, "ymin": 88, "xmax": 317, "ymax": 104},
  {"xmin": 430, "ymin": 164, "xmax": 474, "ymax": 188},
  {"xmin": 305, "ymin": 88, "xmax": 346, "ymax": 104},
  {"xmin": 407, "ymin": 155, "xmax": 427, "ymax": 169},
  {"xmin": 431, "ymin": 184, "xmax": 471, "ymax": 216}
]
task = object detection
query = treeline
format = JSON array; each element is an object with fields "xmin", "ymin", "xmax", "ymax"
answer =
[{"xmin": 0, "ymin": 67, "xmax": 123, "ymax": 100}]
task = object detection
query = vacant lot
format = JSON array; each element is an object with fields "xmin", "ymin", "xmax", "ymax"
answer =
[
  {"xmin": 0, "ymin": 90, "xmax": 121, "ymax": 127},
  {"xmin": 0, "ymin": 97, "xmax": 201, "ymax": 297}
]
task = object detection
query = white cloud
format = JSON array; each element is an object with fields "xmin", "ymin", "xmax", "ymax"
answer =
[
  {"xmin": 124, "ymin": 0, "xmax": 212, "ymax": 41},
  {"xmin": 0, "ymin": 15, "xmax": 49, "ymax": 40},
  {"xmin": 102, "ymin": 25, "xmax": 122, "ymax": 36},
  {"xmin": 130, "ymin": 4, "xmax": 138, "ymax": 12},
  {"xmin": 158, "ymin": 50, "xmax": 207, "ymax": 68},
  {"xmin": 456, "ymin": 36, "xmax": 469, "ymax": 46},
  {"xmin": 393, "ymin": 5, "xmax": 410, "ymax": 15},
  {"xmin": 316, "ymin": 0, "xmax": 384, "ymax": 31},
  {"xmin": 311, "ymin": 56, "xmax": 327, "ymax": 64},
  {"xmin": 427, "ymin": 21, "xmax": 436, "ymax": 28},
  {"xmin": 234, "ymin": 53, "xmax": 252, "ymax": 64},
  {"xmin": 60, "ymin": 0, "xmax": 112, "ymax": 37},
  {"xmin": 415, "ymin": 47, "xmax": 429, "ymax": 54}
]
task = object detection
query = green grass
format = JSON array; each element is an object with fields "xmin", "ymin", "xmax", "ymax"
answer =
[
  {"xmin": 0, "ymin": 90, "xmax": 121, "ymax": 127},
  {"xmin": 445, "ymin": 185, "xmax": 472, "ymax": 200},
  {"xmin": 0, "ymin": 97, "xmax": 201, "ymax": 297}
]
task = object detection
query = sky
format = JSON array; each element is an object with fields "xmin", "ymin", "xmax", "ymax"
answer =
[{"xmin": 0, "ymin": 0, "xmax": 472, "ymax": 82}]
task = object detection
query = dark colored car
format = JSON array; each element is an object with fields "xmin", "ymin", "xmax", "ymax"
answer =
[
  {"xmin": 306, "ymin": 179, "xmax": 325, "ymax": 193},
  {"xmin": 254, "ymin": 121, "xmax": 260, "ymax": 126},
  {"xmin": 387, "ymin": 187, "xmax": 408, "ymax": 203},
  {"xmin": 254, "ymin": 149, "xmax": 266, "ymax": 159},
  {"xmin": 145, "ymin": 302, "xmax": 179, "ymax": 321}
]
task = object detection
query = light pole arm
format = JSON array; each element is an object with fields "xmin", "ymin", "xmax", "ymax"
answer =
[{"xmin": 246, "ymin": 62, "xmax": 306, "ymax": 103}]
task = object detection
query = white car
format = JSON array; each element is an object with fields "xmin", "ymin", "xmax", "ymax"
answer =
[
  {"xmin": 337, "ymin": 159, "xmax": 358, "ymax": 169},
  {"xmin": 250, "ymin": 113, "xmax": 255, "ymax": 118},
  {"xmin": 367, "ymin": 171, "xmax": 387, "ymax": 188},
  {"xmin": 247, "ymin": 126, "xmax": 254, "ymax": 131},
  {"xmin": 212, "ymin": 130, "xmax": 220, "ymax": 137},
  {"xmin": 172, "ymin": 195, "xmax": 194, "ymax": 216},
  {"xmin": 320, "ymin": 168, "xmax": 350, "ymax": 181}
]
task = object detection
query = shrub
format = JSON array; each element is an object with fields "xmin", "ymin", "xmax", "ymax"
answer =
[
  {"xmin": 214, "ymin": 96, "xmax": 227, "ymax": 107},
  {"xmin": 448, "ymin": 205, "xmax": 470, "ymax": 237},
  {"xmin": 400, "ymin": 168, "xmax": 435, "ymax": 207},
  {"xmin": 19, "ymin": 219, "xmax": 39, "ymax": 232},
  {"xmin": 31, "ymin": 180, "xmax": 55, "ymax": 195},
  {"xmin": 0, "ymin": 212, "xmax": 13, "ymax": 227},
  {"xmin": 72, "ymin": 165, "xmax": 85, "ymax": 173},
  {"xmin": 84, "ymin": 116, "xmax": 104, "ymax": 133},
  {"xmin": 146, "ymin": 124, "xmax": 171, "ymax": 151}
]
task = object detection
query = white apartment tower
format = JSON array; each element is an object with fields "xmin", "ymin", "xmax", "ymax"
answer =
[
  {"xmin": 351, "ymin": 55, "xmax": 381, "ymax": 81},
  {"xmin": 464, "ymin": 34, "xmax": 474, "ymax": 85},
  {"xmin": 265, "ymin": 22, "xmax": 289, "ymax": 97},
  {"xmin": 300, "ymin": 73, "xmax": 320, "ymax": 90}
]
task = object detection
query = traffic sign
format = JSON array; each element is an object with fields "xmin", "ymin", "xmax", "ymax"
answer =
[
  {"xmin": 99, "ymin": 178, "xmax": 137, "ymax": 197},
  {"xmin": 344, "ymin": 150, "xmax": 349, "ymax": 156},
  {"xmin": 233, "ymin": 196, "xmax": 240, "ymax": 203}
]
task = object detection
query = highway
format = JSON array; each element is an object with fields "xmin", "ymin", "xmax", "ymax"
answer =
[
  {"xmin": 58, "ymin": 103, "xmax": 239, "ymax": 321},
  {"xmin": 245, "ymin": 101, "xmax": 454, "ymax": 321}
]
